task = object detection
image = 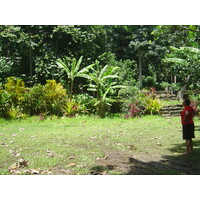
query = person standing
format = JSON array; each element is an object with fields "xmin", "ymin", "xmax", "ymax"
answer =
[{"xmin": 180, "ymin": 99, "xmax": 195, "ymax": 154}]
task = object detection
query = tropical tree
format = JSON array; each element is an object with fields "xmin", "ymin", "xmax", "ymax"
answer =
[
  {"xmin": 85, "ymin": 59, "xmax": 125, "ymax": 117},
  {"xmin": 56, "ymin": 56, "xmax": 94, "ymax": 99},
  {"xmin": 163, "ymin": 46, "xmax": 200, "ymax": 99}
]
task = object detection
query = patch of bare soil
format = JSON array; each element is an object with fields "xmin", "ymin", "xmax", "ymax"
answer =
[{"xmin": 93, "ymin": 149, "xmax": 200, "ymax": 175}]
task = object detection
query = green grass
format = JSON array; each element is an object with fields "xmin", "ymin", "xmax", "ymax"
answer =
[{"xmin": 1, "ymin": 115, "xmax": 200, "ymax": 175}]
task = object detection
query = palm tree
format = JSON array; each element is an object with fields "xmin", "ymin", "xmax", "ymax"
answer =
[{"xmin": 56, "ymin": 56, "xmax": 94, "ymax": 99}]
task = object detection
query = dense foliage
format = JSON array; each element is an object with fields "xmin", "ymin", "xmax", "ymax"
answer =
[{"xmin": 0, "ymin": 25, "xmax": 200, "ymax": 118}]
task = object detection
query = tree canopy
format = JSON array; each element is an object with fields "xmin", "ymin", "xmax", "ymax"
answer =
[{"xmin": 0, "ymin": 25, "xmax": 200, "ymax": 92}]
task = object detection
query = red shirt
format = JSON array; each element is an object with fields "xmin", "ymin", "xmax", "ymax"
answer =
[{"xmin": 181, "ymin": 106, "xmax": 194, "ymax": 125}]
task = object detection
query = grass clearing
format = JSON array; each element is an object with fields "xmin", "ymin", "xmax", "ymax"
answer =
[{"xmin": 1, "ymin": 115, "xmax": 200, "ymax": 175}]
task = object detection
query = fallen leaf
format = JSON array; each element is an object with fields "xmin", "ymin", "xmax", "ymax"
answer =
[
  {"xmin": 41, "ymin": 170, "xmax": 53, "ymax": 175},
  {"xmin": 8, "ymin": 150, "xmax": 21, "ymax": 157},
  {"xmin": 19, "ymin": 128, "xmax": 25, "ymax": 132},
  {"xmin": 46, "ymin": 153, "xmax": 54, "ymax": 157},
  {"xmin": 68, "ymin": 156, "xmax": 76, "ymax": 160},
  {"xmin": 18, "ymin": 158, "xmax": 28, "ymax": 168},
  {"xmin": 30, "ymin": 168, "xmax": 40, "ymax": 174},
  {"xmin": 11, "ymin": 134, "xmax": 17, "ymax": 137},
  {"xmin": 78, "ymin": 164, "xmax": 86, "ymax": 168},
  {"xmin": 2, "ymin": 142, "xmax": 9, "ymax": 147},
  {"xmin": 67, "ymin": 163, "xmax": 76, "ymax": 167},
  {"xmin": 103, "ymin": 156, "xmax": 109, "ymax": 160},
  {"xmin": 9, "ymin": 163, "xmax": 19, "ymax": 170},
  {"xmin": 61, "ymin": 169, "xmax": 71, "ymax": 174},
  {"xmin": 154, "ymin": 137, "xmax": 161, "ymax": 139},
  {"xmin": 9, "ymin": 170, "xmax": 21, "ymax": 175},
  {"xmin": 46, "ymin": 150, "xmax": 54, "ymax": 157},
  {"xmin": 156, "ymin": 142, "xmax": 162, "ymax": 146},
  {"xmin": 90, "ymin": 171, "xmax": 107, "ymax": 175},
  {"xmin": 129, "ymin": 144, "xmax": 137, "ymax": 150}
]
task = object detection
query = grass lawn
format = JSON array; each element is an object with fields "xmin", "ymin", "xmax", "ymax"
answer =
[{"xmin": 1, "ymin": 115, "xmax": 200, "ymax": 175}]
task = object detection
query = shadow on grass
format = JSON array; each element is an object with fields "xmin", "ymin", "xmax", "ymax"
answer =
[
  {"xmin": 90, "ymin": 140, "xmax": 200, "ymax": 175},
  {"xmin": 127, "ymin": 139, "xmax": 200, "ymax": 175}
]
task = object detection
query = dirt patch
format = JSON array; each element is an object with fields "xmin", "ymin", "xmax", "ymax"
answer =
[{"xmin": 94, "ymin": 149, "xmax": 200, "ymax": 175}]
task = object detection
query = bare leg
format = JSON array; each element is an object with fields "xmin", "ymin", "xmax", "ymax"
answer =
[
  {"xmin": 189, "ymin": 139, "xmax": 193, "ymax": 153},
  {"xmin": 185, "ymin": 140, "xmax": 190, "ymax": 154}
]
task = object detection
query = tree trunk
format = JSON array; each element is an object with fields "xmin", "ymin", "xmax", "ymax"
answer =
[
  {"xmin": 70, "ymin": 79, "xmax": 74, "ymax": 100},
  {"xmin": 138, "ymin": 50, "xmax": 143, "ymax": 89},
  {"xmin": 177, "ymin": 75, "xmax": 190, "ymax": 101},
  {"xmin": 29, "ymin": 47, "xmax": 32, "ymax": 78},
  {"xmin": 96, "ymin": 84, "xmax": 105, "ymax": 118}
]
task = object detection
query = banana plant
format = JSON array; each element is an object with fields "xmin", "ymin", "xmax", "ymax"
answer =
[
  {"xmin": 86, "ymin": 60, "xmax": 125, "ymax": 117},
  {"xmin": 56, "ymin": 56, "xmax": 94, "ymax": 99}
]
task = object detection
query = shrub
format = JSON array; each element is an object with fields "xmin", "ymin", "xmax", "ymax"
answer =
[
  {"xmin": 7, "ymin": 105, "xmax": 27, "ymax": 119},
  {"xmin": 64, "ymin": 99, "xmax": 82, "ymax": 117},
  {"xmin": 43, "ymin": 80, "xmax": 68, "ymax": 115},
  {"xmin": 73, "ymin": 93, "xmax": 96, "ymax": 113},
  {"xmin": 23, "ymin": 80, "xmax": 68, "ymax": 116},
  {"xmin": 4, "ymin": 76, "xmax": 27, "ymax": 106},
  {"xmin": 120, "ymin": 86, "xmax": 147, "ymax": 115},
  {"xmin": 124, "ymin": 103, "xmax": 142, "ymax": 118},
  {"xmin": 22, "ymin": 84, "xmax": 46, "ymax": 115},
  {"xmin": 145, "ymin": 98, "xmax": 162, "ymax": 115},
  {"xmin": 0, "ymin": 90, "xmax": 12, "ymax": 118},
  {"xmin": 0, "ymin": 78, "xmax": 27, "ymax": 118}
]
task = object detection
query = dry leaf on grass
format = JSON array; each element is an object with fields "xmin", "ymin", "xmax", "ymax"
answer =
[
  {"xmin": 155, "ymin": 142, "xmax": 162, "ymax": 146},
  {"xmin": 41, "ymin": 170, "xmax": 53, "ymax": 175},
  {"xmin": 61, "ymin": 169, "xmax": 71, "ymax": 175},
  {"xmin": 23, "ymin": 168, "xmax": 40, "ymax": 174},
  {"xmin": 129, "ymin": 144, "xmax": 137, "ymax": 150},
  {"xmin": 2, "ymin": 143, "xmax": 9, "ymax": 147},
  {"xmin": 46, "ymin": 150, "xmax": 55, "ymax": 157},
  {"xmin": 68, "ymin": 156, "xmax": 76, "ymax": 160},
  {"xmin": 18, "ymin": 158, "xmax": 28, "ymax": 168},
  {"xmin": 90, "ymin": 171, "xmax": 107, "ymax": 175},
  {"xmin": 8, "ymin": 150, "xmax": 20, "ymax": 157},
  {"xmin": 9, "ymin": 170, "xmax": 21, "ymax": 175},
  {"xmin": 8, "ymin": 158, "xmax": 28, "ymax": 173},
  {"xmin": 67, "ymin": 163, "xmax": 76, "ymax": 167},
  {"xmin": 9, "ymin": 163, "xmax": 19, "ymax": 170}
]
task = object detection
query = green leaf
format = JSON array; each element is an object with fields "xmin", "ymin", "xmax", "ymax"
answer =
[{"xmin": 74, "ymin": 56, "xmax": 83, "ymax": 74}]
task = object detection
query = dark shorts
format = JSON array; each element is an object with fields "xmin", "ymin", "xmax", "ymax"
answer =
[{"xmin": 182, "ymin": 123, "xmax": 195, "ymax": 140}]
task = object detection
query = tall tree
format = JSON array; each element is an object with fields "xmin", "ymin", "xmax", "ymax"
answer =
[{"xmin": 163, "ymin": 46, "xmax": 200, "ymax": 99}]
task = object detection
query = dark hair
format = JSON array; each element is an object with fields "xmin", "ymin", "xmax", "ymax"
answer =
[{"xmin": 184, "ymin": 99, "xmax": 191, "ymax": 106}]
